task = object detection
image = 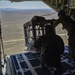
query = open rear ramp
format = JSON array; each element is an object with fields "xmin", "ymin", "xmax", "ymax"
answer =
[{"xmin": 5, "ymin": 46, "xmax": 75, "ymax": 75}]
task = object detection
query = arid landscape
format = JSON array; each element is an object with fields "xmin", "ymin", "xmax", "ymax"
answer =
[{"xmin": 0, "ymin": 8, "xmax": 68, "ymax": 55}]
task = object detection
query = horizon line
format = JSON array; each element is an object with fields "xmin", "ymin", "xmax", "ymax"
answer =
[{"xmin": 0, "ymin": 8, "xmax": 51, "ymax": 10}]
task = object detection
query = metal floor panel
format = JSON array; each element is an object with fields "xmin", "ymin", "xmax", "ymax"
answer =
[{"xmin": 9, "ymin": 47, "xmax": 75, "ymax": 75}]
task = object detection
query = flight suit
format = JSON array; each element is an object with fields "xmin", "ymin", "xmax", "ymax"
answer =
[{"xmin": 34, "ymin": 33, "xmax": 64, "ymax": 75}]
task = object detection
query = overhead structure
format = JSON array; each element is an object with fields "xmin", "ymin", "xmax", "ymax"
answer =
[
  {"xmin": 8, "ymin": 0, "xmax": 75, "ymax": 19},
  {"xmin": 42, "ymin": 0, "xmax": 75, "ymax": 19},
  {"xmin": 9, "ymin": 0, "xmax": 41, "ymax": 2}
]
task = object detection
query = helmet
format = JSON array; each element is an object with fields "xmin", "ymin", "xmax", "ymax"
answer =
[
  {"xmin": 45, "ymin": 25, "xmax": 54, "ymax": 34},
  {"xmin": 58, "ymin": 10, "xmax": 66, "ymax": 16}
]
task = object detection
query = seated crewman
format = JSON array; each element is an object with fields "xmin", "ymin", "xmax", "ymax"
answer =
[{"xmin": 34, "ymin": 25, "xmax": 64, "ymax": 75}]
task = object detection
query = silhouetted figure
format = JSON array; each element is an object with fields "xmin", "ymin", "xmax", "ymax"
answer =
[
  {"xmin": 53, "ymin": 10, "xmax": 75, "ymax": 61},
  {"xmin": 34, "ymin": 25, "xmax": 64, "ymax": 75}
]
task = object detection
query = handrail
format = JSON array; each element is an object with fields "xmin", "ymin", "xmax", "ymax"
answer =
[{"xmin": 69, "ymin": 0, "xmax": 75, "ymax": 7}]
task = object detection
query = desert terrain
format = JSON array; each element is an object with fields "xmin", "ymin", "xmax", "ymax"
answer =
[{"xmin": 0, "ymin": 8, "xmax": 68, "ymax": 55}]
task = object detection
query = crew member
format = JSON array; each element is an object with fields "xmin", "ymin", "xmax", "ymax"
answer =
[
  {"xmin": 34, "ymin": 25, "xmax": 64, "ymax": 75},
  {"xmin": 53, "ymin": 10, "xmax": 75, "ymax": 61}
]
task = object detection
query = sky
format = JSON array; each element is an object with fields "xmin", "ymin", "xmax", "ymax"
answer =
[{"xmin": 0, "ymin": 1, "xmax": 51, "ymax": 9}]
